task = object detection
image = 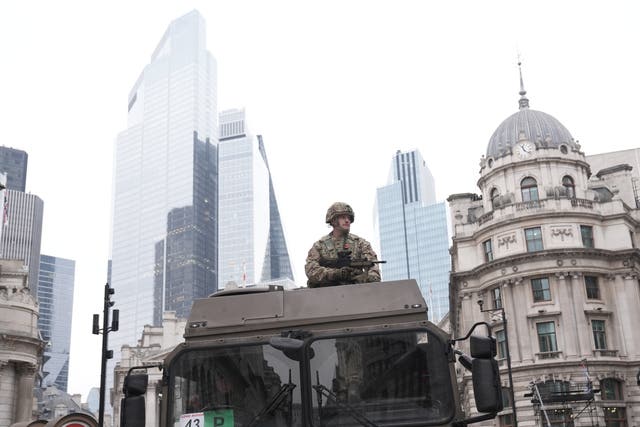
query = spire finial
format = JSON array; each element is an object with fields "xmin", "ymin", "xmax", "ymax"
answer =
[{"xmin": 518, "ymin": 55, "xmax": 530, "ymax": 110}]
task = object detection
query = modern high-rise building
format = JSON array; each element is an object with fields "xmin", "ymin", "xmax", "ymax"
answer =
[
  {"xmin": 110, "ymin": 8, "xmax": 218, "ymax": 366},
  {"xmin": 0, "ymin": 147, "xmax": 43, "ymax": 295},
  {"xmin": 37, "ymin": 255, "xmax": 76, "ymax": 391},
  {"xmin": 375, "ymin": 149, "xmax": 450, "ymax": 322},
  {"xmin": 0, "ymin": 190, "xmax": 44, "ymax": 294},
  {"xmin": 218, "ymin": 109, "xmax": 293, "ymax": 287},
  {"xmin": 0, "ymin": 146, "xmax": 28, "ymax": 192}
]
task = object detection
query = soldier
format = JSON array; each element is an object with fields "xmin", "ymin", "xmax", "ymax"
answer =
[
  {"xmin": 305, "ymin": 202, "xmax": 381, "ymax": 403},
  {"xmin": 305, "ymin": 201, "xmax": 381, "ymax": 287}
]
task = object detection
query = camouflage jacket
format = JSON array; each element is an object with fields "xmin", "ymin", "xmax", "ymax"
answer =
[{"xmin": 305, "ymin": 233, "xmax": 381, "ymax": 288}]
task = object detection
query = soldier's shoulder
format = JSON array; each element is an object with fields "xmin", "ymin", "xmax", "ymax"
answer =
[
  {"xmin": 318, "ymin": 234, "xmax": 333, "ymax": 243},
  {"xmin": 349, "ymin": 233, "xmax": 368, "ymax": 243}
]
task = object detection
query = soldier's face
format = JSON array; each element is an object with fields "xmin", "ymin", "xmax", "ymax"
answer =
[{"xmin": 333, "ymin": 214, "xmax": 351, "ymax": 233}]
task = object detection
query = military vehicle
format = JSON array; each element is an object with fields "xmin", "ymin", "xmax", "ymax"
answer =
[{"xmin": 121, "ymin": 279, "xmax": 502, "ymax": 427}]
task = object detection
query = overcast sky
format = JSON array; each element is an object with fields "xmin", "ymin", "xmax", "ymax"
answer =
[{"xmin": 1, "ymin": 0, "xmax": 639, "ymax": 399}]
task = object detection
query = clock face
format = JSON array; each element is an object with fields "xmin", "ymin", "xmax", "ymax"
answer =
[{"xmin": 516, "ymin": 142, "xmax": 534, "ymax": 158}]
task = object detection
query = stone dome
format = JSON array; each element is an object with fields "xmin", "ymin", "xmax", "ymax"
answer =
[{"xmin": 486, "ymin": 71, "xmax": 577, "ymax": 159}]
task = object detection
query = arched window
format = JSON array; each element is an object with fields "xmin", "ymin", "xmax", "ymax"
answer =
[
  {"xmin": 601, "ymin": 378, "xmax": 624, "ymax": 401},
  {"xmin": 600, "ymin": 379, "xmax": 627, "ymax": 427},
  {"xmin": 521, "ymin": 177, "xmax": 539, "ymax": 202},
  {"xmin": 562, "ymin": 176, "xmax": 575, "ymax": 198},
  {"xmin": 491, "ymin": 188, "xmax": 500, "ymax": 209}
]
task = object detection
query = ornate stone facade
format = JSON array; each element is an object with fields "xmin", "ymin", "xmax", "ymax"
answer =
[
  {"xmin": 448, "ymin": 85, "xmax": 640, "ymax": 427},
  {"xmin": 0, "ymin": 260, "xmax": 45, "ymax": 427},
  {"xmin": 111, "ymin": 312, "xmax": 186, "ymax": 427}
]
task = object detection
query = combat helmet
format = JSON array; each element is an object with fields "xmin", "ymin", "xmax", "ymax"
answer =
[{"xmin": 326, "ymin": 202, "xmax": 355, "ymax": 224}]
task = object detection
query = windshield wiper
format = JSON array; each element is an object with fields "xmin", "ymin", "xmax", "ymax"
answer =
[
  {"xmin": 312, "ymin": 383, "xmax": 378, "ymax": 427},
  {"xmin": 247, "ymin": 382, "xmax": 296, "ymax": 427}
]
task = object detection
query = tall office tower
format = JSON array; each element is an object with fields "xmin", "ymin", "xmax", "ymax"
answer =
[
  {"xmin": 37, "ymin": 255, "xmax": 75, "ymax": 391},
  {"xmin": 0, "ymin": 146, "xmax": 28, "ymax": 192},
  {"xmin": 375, "ymin": 149, "xmax": 450, "ymax": 322},
  {"xmin": 110, "ymin": 8, "xmax": 218, "ymax": 363},
  {"xmin": 218, "ymin": 109, "xmax": 293, "ymax": 288},
  {"xmin": 0, "ymin": 190, "xmax": 44, "ymax": 294}
]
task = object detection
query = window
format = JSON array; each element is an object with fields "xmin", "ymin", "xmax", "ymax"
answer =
[
  {"xmin": 525, "ymin": 227, "xmax": 544, "ymax": 252},
  {"xmin": 491, "ymin": 286, "xmax": 502, "ymax": 309},
  {"xmin": 601, "ymin": 378, "xmax": 623, "ymax": 401},
  {"xmin": 483, "ymin": 239, "xmax": 494, "ymax": 262},
  {"xmin": 581, "ymin": 225, "xmax": 594, "ymax": 248},
  {"xmin": 562, "ymin": 175, "xmax": 575, "ymax": 198},
  {"xmin": 501, "ymin": 387, "xmax": 512, "ymax": 408},
  {"xmin": 495, "ymin": 329, "xmax": 507, "ymax": 359},
  {"xmin": 604, "ymin": 407, "xmax": 627, "ymax": 427},
  {"xmin": 521, "ymin": 177, "xmax": 539, "ymax": 202},
  {"xmin": 532, "ymin": 278, "xmax": 551, "ymax": 302},
  {"xmin": 499, "ymin": 414, "xmax": 514, "ymax": 427},
  {"xmin": 537, "ymin": 321, "xmax": 558, "ymax": 353},
  {"xmin": 592, "ymin": 320, "xmax": 607, "ymax": 350},
  {"xmin": 548, "ymin": 408, "xmax": 574, "ymax": 427},
  {"xmin": 309, "ymin": 331, "xmax": 455, "ymax": 424},
  {"xmin": 491, "ymin": 188, "xmax": 500, "ymax": 210},
  {"xmin": 585, "ymin": 276, "xmax": 600, "ymax": 300}
]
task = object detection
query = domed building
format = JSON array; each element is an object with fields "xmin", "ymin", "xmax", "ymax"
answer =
[{"xmin": 448, "ymin": 71, "xmax": 640, "ymax": 427}]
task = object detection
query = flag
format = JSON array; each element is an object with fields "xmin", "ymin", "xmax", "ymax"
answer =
[{"xmin": 581, "ymin": 359, "xmax": 592, "ymax": 392}]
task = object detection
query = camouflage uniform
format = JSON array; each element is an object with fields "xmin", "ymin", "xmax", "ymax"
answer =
[
  {"xmin": 306, "ymin": 203, "xmax": 380, "ymax": 402},
  {"xmin": 305, "ymin": 233, "xmax": 381, "ymax": 287}
]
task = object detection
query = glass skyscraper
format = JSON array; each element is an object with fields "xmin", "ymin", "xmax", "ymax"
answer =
[
  {"xmin": 0, "ymin": 146, "xmax": 28, "ymax": 192},
  {"xmin": 110, "ymin": 8, "xmax": 218, "ymax": 360},
  {"xmin": 0, "ymin": 189, "xmax": 44, "ymax": 294},
  {"xmin": 218, "ymin": 109, "xmax": 293, "ymax": 287},
  {"xmin": 37, "ymin": 255, "xmax": 75, "ymax": 391},
  {"xmin": 375, "ymin": 150, "xmax": 450, "ymax": 322},
  {"xmin": 0, "ymin": 146, "xmax": 43, "ymax": 295}
]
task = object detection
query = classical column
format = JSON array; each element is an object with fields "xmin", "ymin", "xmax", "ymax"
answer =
[
  {"xmin": 508, "ymin": 277, "xmax": 530, "ymax": 362},
  {"xmin": 0, "ymin": 361, "xmax": 13, "ymax": 427},
  {"xmin": 612, "ymin": 274, "xmax": 640, "ymax": 356},
  {"xmin": 568, "ymin": 273, "xmax": 586, "ymax": 356},
  {"xmin": 14, "ymin": 362, "xmax": 36, "ymax": 422}
]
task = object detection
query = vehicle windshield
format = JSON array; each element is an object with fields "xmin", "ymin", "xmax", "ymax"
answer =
[
  {"xmin": 310, "ymin": 330, "xmax": 455, "ymax": 426},
  {"xmin": 170, "ymin": 344, "xmax": 301, "ymax": 427}
]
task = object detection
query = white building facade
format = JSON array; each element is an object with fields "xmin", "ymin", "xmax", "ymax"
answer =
[
  {"xmin": 0, "ymin": 259, "xmax": 44, "ymax": 427},
  {"xmin": 448, "ymin": 81, "xmax": 640, "ymax": 427}
]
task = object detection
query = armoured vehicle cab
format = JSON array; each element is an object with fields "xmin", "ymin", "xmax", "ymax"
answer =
[{"xmin": 122, "ymin": 280, "xmax": 502, "ymax": 427}]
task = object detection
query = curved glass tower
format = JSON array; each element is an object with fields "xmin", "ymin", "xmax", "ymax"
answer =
[{"xmin": 110, "ymin": 9, "xmax": 218, "ymax": 378}]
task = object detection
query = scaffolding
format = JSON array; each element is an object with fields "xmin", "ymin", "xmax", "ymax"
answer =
[{"xmin": 526, "ymin": 380, "xmax": 599, "ymax": 427}]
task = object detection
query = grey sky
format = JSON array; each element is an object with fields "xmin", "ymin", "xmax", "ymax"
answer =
[{"xmin": 1, "ymin": 0, "xmax": 638, "ymax": 398}]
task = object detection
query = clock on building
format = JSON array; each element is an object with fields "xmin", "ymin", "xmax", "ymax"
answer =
[{"xmin": 515, "ymin": 141, "xmax": 534, "ymax": 158}]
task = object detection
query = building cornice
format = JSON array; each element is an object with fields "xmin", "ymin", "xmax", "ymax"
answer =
[
  {"xmin": 452, "ymin": 199, "xmax": 639, "ymax": 243},
  {"xmin": 451, "ymin": 248, "xmax": 640, "ymax": 281}
]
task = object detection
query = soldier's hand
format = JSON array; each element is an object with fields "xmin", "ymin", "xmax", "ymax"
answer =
[
  {"xmin": 352, "ymin": 272, "xmax": 368, "ymax": 283},
  {"xmin": 329, "ymin": 267, "xmax": 352, "ymax": 282}
]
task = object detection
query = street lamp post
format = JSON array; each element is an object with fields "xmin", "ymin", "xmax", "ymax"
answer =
[
  {"xmin": 92, "ymin": 283, "xmax": 119, "ymax": 427},
  {"xmin": 478, "ymin": 299, "xmax": 517, "ymax": 427}
]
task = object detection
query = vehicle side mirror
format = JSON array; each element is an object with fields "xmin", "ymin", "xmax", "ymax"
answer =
[
  {"xmin": 471, "ymin": 336, "xmax": 503, "ymax": 413},
  {"xmin": 121, "ymin": 374, "xmax": 148, "ymax": 427}
]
